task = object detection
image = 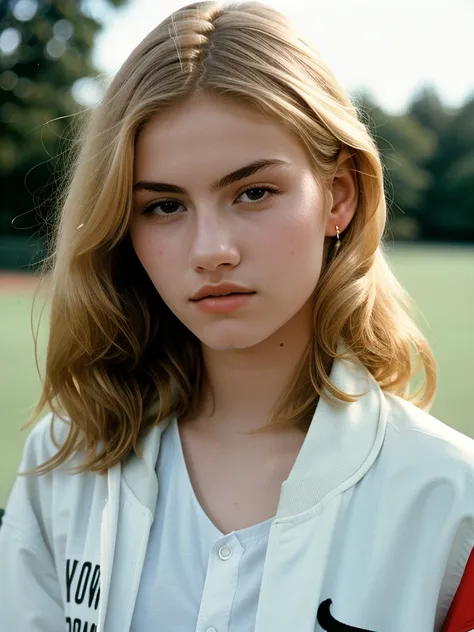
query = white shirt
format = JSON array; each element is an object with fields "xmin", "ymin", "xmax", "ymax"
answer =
[{"xmin": 130, "ymin": 417, "xmax": 274, "ymax": 631}]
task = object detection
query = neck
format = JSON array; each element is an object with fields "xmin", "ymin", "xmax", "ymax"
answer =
[{"xmin": 184, "ymin": 299, "xmax": 324, "ymax": 440}]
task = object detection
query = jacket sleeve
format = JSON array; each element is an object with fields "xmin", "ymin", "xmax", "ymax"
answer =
[
  {"xmin": 441, "ymin": 544, "xmax": 474, "ymax": 632},
  {"xmin": 0, "ymin": 416, "xmax": 65, "ymax": 631}
]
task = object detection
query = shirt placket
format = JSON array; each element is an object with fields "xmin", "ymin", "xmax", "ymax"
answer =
[{"xmin": 195, "ymin": 532, "xmax": 244, "ymax": 632}]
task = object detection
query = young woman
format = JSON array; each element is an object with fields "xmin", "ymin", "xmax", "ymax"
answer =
[{"xmin": 1, "ymin": 2, "xmax": 473, "ymax": 631}]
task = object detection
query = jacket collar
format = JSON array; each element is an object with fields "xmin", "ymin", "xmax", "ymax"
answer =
[
  {"xmin": 276, "ymin": 354, "xmax": 387, "ymax": 517},
  {"xmin": 120, "ymin": 352, "xmax": 388, "ymax": 519}
]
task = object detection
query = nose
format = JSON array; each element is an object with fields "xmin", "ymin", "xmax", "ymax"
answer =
[{"xmin": 189, "ymin": 210, "xmax": 241, "ymax": 272}]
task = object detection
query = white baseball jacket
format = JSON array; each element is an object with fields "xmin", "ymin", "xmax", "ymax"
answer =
[{"xmin": 1, "ymin": 355, "xmax": 474, "ymax": 632}]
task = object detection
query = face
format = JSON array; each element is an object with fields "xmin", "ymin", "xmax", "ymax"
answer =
[{"xmin": 130, "ymin": 92, "xmax": 335, "ymax": 352}]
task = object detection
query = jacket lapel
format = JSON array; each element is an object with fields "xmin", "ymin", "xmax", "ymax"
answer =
[
  {"xmin": 98, "ymin": 461, "xmax": 120, "ymax": 632},
  {"xmin": 99, "ymin": 421, "xmax": 170, "ymax": 632},
  {"xmin": 276, "ymin": 356, "xmax": 387, "ymax": 518},
  {"xmin": 255, "ymin": 357, "xmax": 388, "ymax": 631}
]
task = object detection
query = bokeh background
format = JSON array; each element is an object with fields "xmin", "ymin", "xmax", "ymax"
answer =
[{"xmin": 1, "ymin": 0, "xmax": 473, "ymax": 508}]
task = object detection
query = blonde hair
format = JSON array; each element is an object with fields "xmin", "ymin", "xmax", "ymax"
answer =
[{"xmin": 23, "ymin": 0, "xmax": 436, "ymax": 476}]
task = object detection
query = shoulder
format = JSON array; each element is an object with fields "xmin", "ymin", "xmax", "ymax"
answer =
[
  {"xmin": 377, "ymin": 393, "xmax": 474, "ymax": 618},
  {"xmin": 14, "ymin": 411, "xmax": 99, "ymax": 510},
  {"xmin": 381, "ymin": 391, "xmax": 474, "ymax": 485},
  {"xmin": 20, "ymin": 411, "xmax": 103, "ymax": 473},
  {"xmin": 20, "ymin": 412, "xmax": 72, "ymax": 467},
  {"xmin": 17, "ymin": 412, "xmax": 92, "ymax": 478},
  {"xmin": 5, "ymin": 413, "xmax": 104, "ymax": 541},
  {"xmin": 384, "ymin": 391, "xmax": 474, "ymax": 457}
]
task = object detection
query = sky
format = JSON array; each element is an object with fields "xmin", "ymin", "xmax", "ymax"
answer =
[{"xmin": 84, "ymin": 0, "xmax": 474, "ymax": 114}]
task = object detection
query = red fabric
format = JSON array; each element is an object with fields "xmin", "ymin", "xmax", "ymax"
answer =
[{"xmin": 442, "ymin": 545, "xmax": 474, "ymax": 632}]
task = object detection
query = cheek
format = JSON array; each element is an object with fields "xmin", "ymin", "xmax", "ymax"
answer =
[
  {"xmin": 265, "ymin": 208, "xmax": 325, "ymax": 267},
  {"xmin": 129, "ymin": 226, "xmax": 167, "ymax": 281},
  {"xmin": 257, "ymin": 211, "xmax": 325, "ymax": 308}
]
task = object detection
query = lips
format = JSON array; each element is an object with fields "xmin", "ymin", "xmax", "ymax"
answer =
[
  {"xmin": 195, "ymin": 291, "xmax": 255, "ymax": 301},
  {"xmin": 190, "ymin": 282, "xmax": 256, "ymax": 301}
]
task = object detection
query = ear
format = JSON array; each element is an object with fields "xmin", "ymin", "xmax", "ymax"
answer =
[{"xmin": 324, "ymin": 147, "xmax": 358, "ymax": 239}]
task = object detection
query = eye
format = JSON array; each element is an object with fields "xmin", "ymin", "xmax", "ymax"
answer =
[
  {"xmin": 141, "ymin": 199, "xmax": 185, "ymax": 218},
  {"xmin": 236, "ymin": 185, "xmax": 279, "ymax": 205},
  {"xmin": 139, "ymin": 185, "xmax": 280, "ymax": 219}
]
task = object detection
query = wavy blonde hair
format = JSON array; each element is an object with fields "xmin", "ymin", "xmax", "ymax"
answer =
[{"xmin": 22, "ymin": 0, "xmax": 436, "ymax": 476}]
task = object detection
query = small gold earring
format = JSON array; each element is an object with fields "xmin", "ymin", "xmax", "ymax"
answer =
[{"xmin": 332, "ymin": 225, "xmax": 341, "ymax": 257}]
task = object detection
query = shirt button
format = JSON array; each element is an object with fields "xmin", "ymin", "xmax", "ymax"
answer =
[{"xmin": 218, "ymin": 545, "xmax": 233, "ymax": 560}]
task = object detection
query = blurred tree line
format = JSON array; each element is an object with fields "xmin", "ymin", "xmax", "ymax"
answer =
[
  {"xmin": 355, "ymin": 88, "xmax": 474, "ymax": 242},
  {"xmin": 0, "ymin": 0, "xmax": 473, "ymax": 266},
  {"xmin": 0, "ymin": 0, "xmax": 126, "ymax": 267}
]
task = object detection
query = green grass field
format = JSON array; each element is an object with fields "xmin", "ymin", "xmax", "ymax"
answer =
[{"xmin": 1, "ymin": 243, "xmax": 473, "ymax": 507}]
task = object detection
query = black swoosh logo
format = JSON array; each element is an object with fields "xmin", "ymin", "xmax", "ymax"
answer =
[{"xmin": 317, "ymin": 599, "xmax": 376, "ymax": 631}]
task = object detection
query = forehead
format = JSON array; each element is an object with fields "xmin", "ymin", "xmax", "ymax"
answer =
[{"xmin": 133, "ymin": 93, "xmax": 310, "ymax": 178}]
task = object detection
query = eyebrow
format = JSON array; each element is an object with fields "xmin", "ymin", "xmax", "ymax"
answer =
[{"xmin": 133, "ymin": 158, "xmax": 291, "ymax": 195}]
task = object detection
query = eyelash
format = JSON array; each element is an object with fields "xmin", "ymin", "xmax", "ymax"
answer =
[{"xmin": 140, "ymin": 184, "xmax": 280, "ymax": 219}]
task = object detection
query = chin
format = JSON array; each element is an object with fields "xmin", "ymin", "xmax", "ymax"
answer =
[
  {"xmin": 200, "ymin": 337, "xmax": 258, "ymax": 352},
  {"xmin": 196, "ymin": 325, "xmax": 278, "ymax": 352}
]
